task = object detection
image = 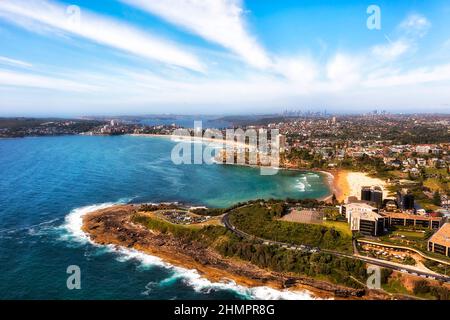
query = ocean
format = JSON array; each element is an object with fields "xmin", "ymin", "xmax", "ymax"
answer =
[{"xmin": 0, "ymin": 135, "xmax": 330, "ymax": 299}]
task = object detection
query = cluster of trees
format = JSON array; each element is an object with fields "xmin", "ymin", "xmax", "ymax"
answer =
[
  {"xmin": 423, "ymin": 260, "xmax": 449, "ymax": 275},
  {"xmin": 132, "ymin": 214, "xmax": 228, "ymax": 247},
  {"xmin": 139, "ymin": 203, "xmax": 181, "ymax": 212},
  {"xmin": 287, "ymin": 146, "xmax": 393, "ymax": 173},
  {"xmin": 286, "ymin": 148, "xmax": 314, "ymax": 162},
  {"xmin": 413, "ymin": 280, "xmax": 450, "ymax": 300},
  {"xmin": 0, "ymin": 118, "xmax": 105, "ymax": 138},
  {"xmin": 217, "ymin": 239, "xmax": 366, "ymax": 288},
  {"xmin": 229, "ymin": 203, "xmax": 352, "ymax": 252},
  {"xmin": 433, "ymin": 191, "xmax": 442, "ymax": 206},
  {"xmin": 191, "ymin": 207, "xmax": 226, "ymax": 216},
  {"xmin": 392, "ymin": 125, "xmax": 450, "ymax": 144}
]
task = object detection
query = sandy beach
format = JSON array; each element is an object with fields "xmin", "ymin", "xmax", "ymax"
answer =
[
  {"xmin": 332, "ymin": 170, "xmax": 389, "ymax": 203},
  {"xmin": 130, "ymin": 133, "xmax": 253, "ymax": 150}
]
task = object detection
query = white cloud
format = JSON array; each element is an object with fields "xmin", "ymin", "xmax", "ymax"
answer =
[
  {"xmin": 1, "ymin": 5, "xmax": 449, "ymax": 114},
  {"xmin": 273, "ymin": 57, "xmax": 318, "ymax": 84},
  {"xmin": 399, "ymin": 14, "xmax": 431, "ymax": 38},
  {"xmin": 3, "ymin": 58, "xmax": 450, "ymax": 114},
  {"xmin": 326, "ymin": 54, "xmax": 362, "ymax": 89},
  {"xmin": 0, "ymin": 0, "xmax": 204, "ymax": 72},
  {"xmin": 364, "ymin": 63, "xmax": 450, "ymax": 88},
  {"xmin": 121, "ymin": 0, "xmax": 271, "ymax": 69},
  {"xmin": 370, "ymin": 14, "xmax": 431, "ymax": 63},
  {"xmin": 0, "ymin": 56, "xmax": 33, "ymax": 68},
  {"xmin": 0, "ymin": 69, "xmax": 98, "ymax": 91},
  {"xmin": 371, "ymin": 40, "xmax": 410, "ymax": 61}
]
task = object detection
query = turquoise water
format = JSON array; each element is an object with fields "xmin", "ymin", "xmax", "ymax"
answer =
[{"xmin": 0, "ymin": 135, "xmax": 330, "ymax": 299}]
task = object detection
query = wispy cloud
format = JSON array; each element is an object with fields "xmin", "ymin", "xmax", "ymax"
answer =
[
  {"xmin": 0, "ymin": 3, "xmax": 449, "ymax": 114},
  {"xmin": 0, "ymin": 68, "xmax": 98, "ymax": 91},
  {"xmin": 121, "ymin": 0, "xmax": 271, "ymax": 69},
  {"xmin": 371, "ymin": 40, "xmax": 410, "ymax": 61},
  {"xmin": 364, "ymin": 63, "xmax": 450, "ymax": 88},
  {"xmin": 0, "ymin": 0, "xmax": 204, "ymax": 72},
  {"xmin": 399, "ymin": 13, "xmax": 431, "ymax": 38},
  {"xmin": 326, "ymin": 54, "xmax": 362, "ymax": 90},
  {"xmin": 0, "ymin": 56, "xmax": 33, "ymax": 68}
]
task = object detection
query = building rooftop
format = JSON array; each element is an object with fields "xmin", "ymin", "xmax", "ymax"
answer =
[
  {"xmin": 353, "ymin": 210, "xmax": 383, "ymax": 222},
  {"xmin": 382, "ymin": 212, "xmax": 443, "ymax": 221},
  {"xmin": 345, "ymin": 202, "xmax": 378, "ymax": 211},
  {"xmin": 429, "ymin": 223, "xmax": 450, "ymax": 247}
]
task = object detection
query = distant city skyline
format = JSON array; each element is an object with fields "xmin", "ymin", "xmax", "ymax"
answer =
[{"xmin": 1, "ymin": 0, "xmax": 450, "ymax": 115}]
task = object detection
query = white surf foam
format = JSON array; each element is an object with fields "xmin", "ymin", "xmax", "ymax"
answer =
[
  {"xmin": 1, "ymin": 217, "xmax": 60, "ymax": 236},
  {"xmin": 103, "ymin": 244, "xmax": 322, "ymax": 300},
  {"xmin": 166, "ymin": 266, "xmax": 321, "ymax": 300},
  {"xmin": 61, "ymin": 197, "xmax": 136, "ymax": 243},
  {"xmin": 295, "ymin": 180, "xmax": 306, "ymax": 192},
  {"xmin": 62, "ymin": 202, "xmax": 118, "ymax": 243}
]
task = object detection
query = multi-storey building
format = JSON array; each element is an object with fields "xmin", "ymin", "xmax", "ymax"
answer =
[
  {"xmin": 361, "ymin": 186, "xmax": 383, "ymax": 208},
  {"xmin": 342, "ymin": 203, "xmax": 385, "ymax": 236},
  {"xmin": 428, "ymin": 223, "xmax": 450, "ymax": 257},
  {"xmin": 382, "ymin": 212, "xmax": 444, "ymax": 230}
]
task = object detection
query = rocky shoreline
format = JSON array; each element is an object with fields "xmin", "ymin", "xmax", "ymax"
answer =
[{"xmin": 82, "ymin": 204, "xmax": 393, "ymax": 300}]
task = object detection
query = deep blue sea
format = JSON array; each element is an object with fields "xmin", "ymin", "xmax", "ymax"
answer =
[{"xmin": 0, "ymin": 135, "xmax": 330, "ymax": 299}]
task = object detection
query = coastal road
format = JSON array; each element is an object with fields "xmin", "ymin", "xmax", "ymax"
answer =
[{"xmin": 221, "ymin": 211, "xmax": 450, "ymax": 283}]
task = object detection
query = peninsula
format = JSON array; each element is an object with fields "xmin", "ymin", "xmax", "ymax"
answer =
[{"xmin": 81, "ymin": 200, "xmax": 450, "ymax": 300}]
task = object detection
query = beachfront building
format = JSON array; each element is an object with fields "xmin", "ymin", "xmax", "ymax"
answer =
[
  {"xmin": 361, "ymin": 186, "xmax": 383, "ymax": 208},
  {"xmin": 385, "ymin": 200, "xmax": 397, "ymax": 211},
  {"xmin": 279, "ymin": 134, "xmax": 287, "ymax": 153},
  {"xmin": 342, "ymin": 203, "xmax": 385, "ymax": 236},
  {"xmin": 396, "ymin": 189, "xmax": 415, "ymax": 211},
  {"xmin": 428, "ymin": 223, "xmax": 450, "ymax": 257},
  {"xmin": 382, "ymin": 212, "xmax": 444, "ymax": 230}
]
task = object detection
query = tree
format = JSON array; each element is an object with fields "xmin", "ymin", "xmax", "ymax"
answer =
[
  {"xmin": 433, "ymin": 191, "xmax": 442, "ymax": 206},
  {"xmin": 331, "ymin": 193, "xmax": 337, "ymax": 205},
  {"xmin": 413, "ymin": 280, "xmax": 430, "ymax": 295}
]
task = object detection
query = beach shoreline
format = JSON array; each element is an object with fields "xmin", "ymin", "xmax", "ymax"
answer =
[
  {"xmin": 129, "ymin": 133, "xmax": 251, "ymax": 149},
  {"xmin": 331, "ymin": 170, "xmax": 389, "ymax": 202}
]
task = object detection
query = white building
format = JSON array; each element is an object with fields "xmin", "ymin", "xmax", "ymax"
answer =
[
  {"xmin": 416, "ymin": 145, "xmax": 431, "ymax": 154},
  {"xmin": 341, "ymin": 203, "xmax": 385, "ymax": 236}
]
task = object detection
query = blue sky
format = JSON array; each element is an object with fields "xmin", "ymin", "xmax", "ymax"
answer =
[{"xmin": 0, "ymin": 0, "xmax": 450, "ymax": 116}]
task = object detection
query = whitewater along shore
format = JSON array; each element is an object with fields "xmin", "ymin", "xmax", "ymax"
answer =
[{"xmin": 81, "ymin": 204, "xmax": 396, "ymax": 300}]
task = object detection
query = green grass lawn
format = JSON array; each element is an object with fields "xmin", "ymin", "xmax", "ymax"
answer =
[
  {"xmin": 392, "ymin": 230, "xmax": 425, "ymax": 240},
  {"xmin": 323, "ymin": 220, "xmax": 353, "ymax": 237}
]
